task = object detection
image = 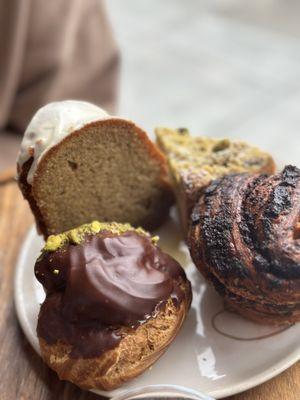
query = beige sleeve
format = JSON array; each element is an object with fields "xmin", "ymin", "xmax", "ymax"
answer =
[{"xmin": 0, "ymin": 0, "xmax": 120, "ymax": 133}]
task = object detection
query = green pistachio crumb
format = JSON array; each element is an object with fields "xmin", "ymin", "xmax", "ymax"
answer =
[
  {"xmin": 44, "ymin": 235, "xmax": 64, "ymax": 251},
  {"xmin": 151, "ymin": 235, "xmax": 160, "ymax": 244},
  {"xmin": 69, "ymin": 229, "xmax": 82, "ymax": 244},
  {"xmin": 212, "ymin": 139, "xmax": 230, "ymax": 152},
  {"xmin": 43, "ymin": 221, "xmax": 149, "ymax": 252}
]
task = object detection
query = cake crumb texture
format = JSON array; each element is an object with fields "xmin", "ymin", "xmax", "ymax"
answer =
[{"xmin": 19, "ymin": 118, "xmax": 173, "ymax": 236}]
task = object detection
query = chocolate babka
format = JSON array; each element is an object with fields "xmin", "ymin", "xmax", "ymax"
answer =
[{"xmin": 189, "ymin": 165, "xmax": 300, "ymax": 325}]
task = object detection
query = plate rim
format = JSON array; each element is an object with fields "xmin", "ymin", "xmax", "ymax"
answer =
[{"xmin": 14, "ymin": 225, "xmax": 300, "ymax": 399}]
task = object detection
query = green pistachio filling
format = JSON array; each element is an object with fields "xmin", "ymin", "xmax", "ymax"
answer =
[{"xmin": 44, "ymin": 220, "xmax": 156, "ymax": 252}]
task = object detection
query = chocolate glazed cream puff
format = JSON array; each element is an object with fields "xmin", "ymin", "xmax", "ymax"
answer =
[
  {"xmin": 189, "ymin": 165, "xmax": 300, "ymax": 325},
  {"xmin": 35, "ymin": 221, "xmax": 192, "ymax": 390}
]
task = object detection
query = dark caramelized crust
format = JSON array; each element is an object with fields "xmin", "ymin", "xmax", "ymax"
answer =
[
  {"xmin": 18, "ymin": 157, "xmax": 48, "ymax": 235},
  {"xmin": 189, "ymin": 165, "xmax": 300, "ymax": 325},
  {"xmin": 209, "ymin": 271, "xmax": 300, "ymax": 325}
]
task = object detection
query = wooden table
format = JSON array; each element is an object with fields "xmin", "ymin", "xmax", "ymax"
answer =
[{"xmin": 0, "ymin": 172, "xmax": 299, "ymax": 400}]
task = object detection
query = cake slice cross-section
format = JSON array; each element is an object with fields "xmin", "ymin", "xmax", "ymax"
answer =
[
  {"xmin": 155, "ymin": 127, "xmax": 275, "ymax": 235},
  {"xmin": 17, "ymin": 101, "xmax": 173, "ymax": 237}
]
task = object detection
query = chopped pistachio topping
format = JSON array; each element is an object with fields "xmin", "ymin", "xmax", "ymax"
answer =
[
  {"xmin": 43, "ymin": 221, "xmax": 154, "ymax": 252},
  {"xmin": 45, "ymin": 235, "xmax": 64, "ymax": 251},
  {"xmin": 151, "ymin": 235, "xmax": 160, "ymax": 244}
]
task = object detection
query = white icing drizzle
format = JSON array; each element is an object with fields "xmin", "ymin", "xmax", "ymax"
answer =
[{"xmin": 17, "ymin": 100, "xmax": 110, "ymax": 184}]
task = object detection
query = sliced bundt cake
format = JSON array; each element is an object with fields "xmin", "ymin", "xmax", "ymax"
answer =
[{"xmin": 17, "ymin": 101, "xmax": 173, "ymax": 237}]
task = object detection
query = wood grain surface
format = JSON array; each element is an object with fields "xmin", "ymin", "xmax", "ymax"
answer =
[{"xmin": 0, "ymin": 174, "xmax": 299, "ymax": 400}]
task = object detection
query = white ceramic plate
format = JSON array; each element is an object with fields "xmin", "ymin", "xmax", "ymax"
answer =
[{"xmin": 15, "ymin": 214, "xmax": 300, "ymax": 399}]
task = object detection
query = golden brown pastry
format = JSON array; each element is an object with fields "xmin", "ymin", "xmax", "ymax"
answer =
[
  {"xmin": 156, "ymin": 127, "xmax": 275, "ymax": 235},
  {"xmin": 35, "ymin": 221, "xmax": 192, "ymax": 390},
  {"xmin": 189, "ymin": 165, "xmax": 300, "ymax": 325},
  {"xmin": 17, "ymin": 101, "xmax": 173, "ymax": 238}
]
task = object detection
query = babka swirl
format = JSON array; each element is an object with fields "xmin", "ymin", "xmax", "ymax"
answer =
[{"xmin": 189, "ymin": 165, "xmax": 300, "ymax": 325}]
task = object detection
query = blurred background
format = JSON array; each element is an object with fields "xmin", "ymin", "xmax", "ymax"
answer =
[{"xmin": 1, "ymin": 0, "xmax": 299, "ymax": 172}]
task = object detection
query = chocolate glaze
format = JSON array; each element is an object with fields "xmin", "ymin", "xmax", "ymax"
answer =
[{"xmin": 35, "ymin": 231, "xmax": 189, "ymax": 358}]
